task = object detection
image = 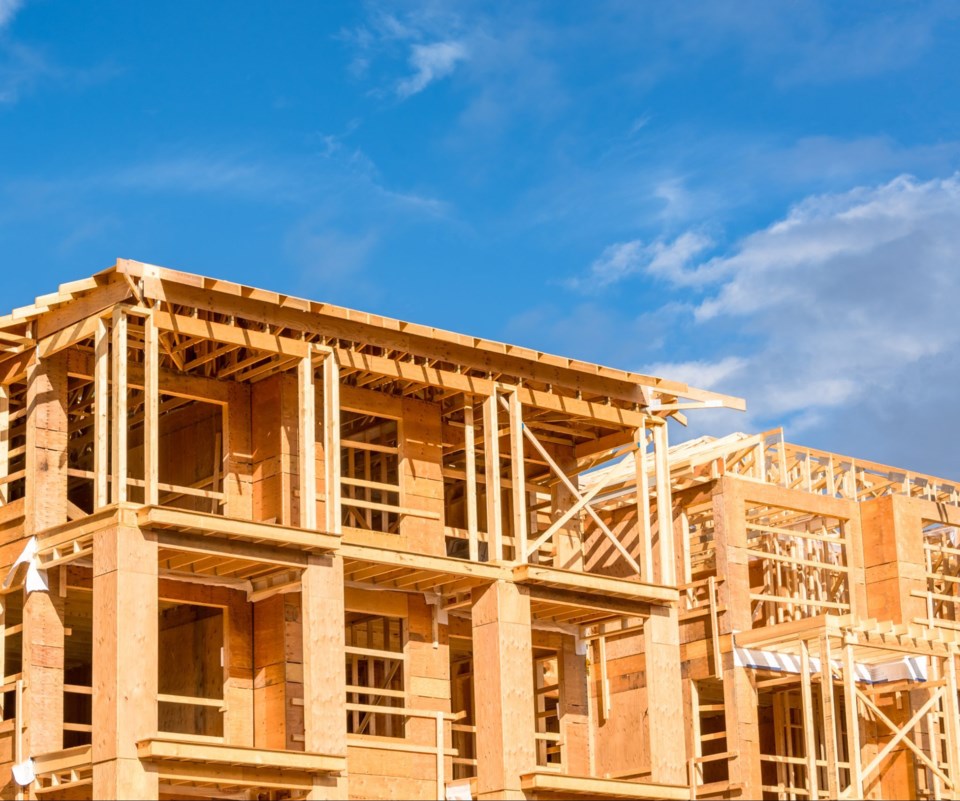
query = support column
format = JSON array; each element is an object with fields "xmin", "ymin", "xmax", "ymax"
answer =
[
  {"xmin": 472, "ymin": 580, "xmax": 535, "ymax": 800},
  {"xmin": 633, "ymin": 425, "xmax": 653, "ymax": 582},
  {"xmin": 22, "ymin": 351, "xmax": 69, "ymax": 760},
  {"xmin": 507, "ymin": 391, "xmax": 527, "ymax": 562},
  {"xmin": 25, "ymin": 350, "xmax": 69, "ymax": 532},
  {"xmin": 712, "ymin": 477, "xmax": 763, "ymax": 796},
  {"xmin": 92, "ymin": 519, "xmax": 159, "ymax": 799},
  {"xmin": 799, "ymin": 639, "xmax": 819, "ymax": 801},
  {"xmin": 301, "ymin": 553, "xmax": 348, "ymax": 799},
  {"xmin": 93, "ymin": 318, "xmax": 109, "ymax": 509},
  {"xmin": 652, "ymin": 422, "xmax": 674, "ymax": 585},
  {"xmin": 464, "ymin": 397, "xmax": 479, "ymax": 562},
  {"xmin": 722, "ymin": 657, "xmax": 762, "ymax": 796},
  {"xmin": 321, "ymin": 351, "xmax": 341, "ymax": 536},
  {"xmin": 111, "ymin": 309, "xmax": 127, "ymax": 504},
  {"xmin": 299, "ymin": 354, "xmax": 317, "ymax": 531},
  {"xmin": 644, "ymin": 604, "xmax": 686, "ymax": 785},
  {"xmin": 483, "ymin": 394, "xmax": 503, "ymax": 562},
  {"xmin": 143, "ymin": 310, "xmax": 159, "ymax": 507}
]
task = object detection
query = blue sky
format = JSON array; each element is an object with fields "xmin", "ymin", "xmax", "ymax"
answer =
[{"xmin": 2, "ymin": 1, "xmax": 960, "ymax": 477}]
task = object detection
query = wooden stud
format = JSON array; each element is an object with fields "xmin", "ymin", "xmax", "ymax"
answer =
[
  {"xmin": 464, "ymin": 397, "xmax": 479, "ymax": 562},
  {"xmin": 143, "ymin": 310, "xmax": 159, "ymax": 507},
  {"xmin": 299, "ymin": 353, "xmax": 317, "ymax": 530},
  {"xmin": 507, "ymin": 390, "xmax": 527, "ymax": 563},
  {"xmin": 94, "ymin": 317, "xmax": 109, "ymax": 508},
  {"xmin": 0, "ymin": 382, "xmax": 7, "ymax": 505},
  {"xmin": 111, "ymin": 308, "xmax": 127, "ymax": 504},
  {"xmin": 818, "ymin": 634, "xmax": 839, "ymax": 797},
  {"xmin": 653, "ymin": 423, "xmax": 675, "ymax": 585},
  {"xmin": 799, "ymin": 638, "xmax": 820, "ymax": 801},
  {"xmin": 322, "ymin": 351, "xmax": 341, "ymax": 535},
  {"xmin": 483, "ymin": 393, "xmax": 503, "ymax": 562}
]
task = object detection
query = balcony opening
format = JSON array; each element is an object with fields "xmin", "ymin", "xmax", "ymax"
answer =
[
  {"xmin": 345, "ymin": 612, "xmax": 405, "ymax": 738},
  {"xmin": 158, "ymin": 601, "xmax": 225, "ymax": 741}
]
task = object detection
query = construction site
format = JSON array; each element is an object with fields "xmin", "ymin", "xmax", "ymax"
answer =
[{"xmin": 0, "ymin": 258, "xmax": 957, "ymax": 801}]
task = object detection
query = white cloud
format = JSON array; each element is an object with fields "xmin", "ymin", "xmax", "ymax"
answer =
[
  {"xmin": 643, "ymin": 356, "xmax": 747, "ymax": 391},
  {"xmin": 574, "ymin": 230, "xmax": 712, "ymax": 290},
  {"xmin": 0, "ymin": 0, "xmax": 22, "ymax": 30},
  {"xmin": 397, "ymin": 40, "xmax": 467, "ymax": 98},
  {"xmin": 640, "ymin": 174, "xmax": 960, "ymax": 448}
]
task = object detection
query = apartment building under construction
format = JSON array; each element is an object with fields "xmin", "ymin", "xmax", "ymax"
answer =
[{"xmin": 0, "ymin": 259, "xmax": 957, "ymax": 800}]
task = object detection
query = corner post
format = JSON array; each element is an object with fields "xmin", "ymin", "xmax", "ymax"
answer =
[{"xmin": 483, "ymin": 392, "xmax": 502, "ymax": 562}]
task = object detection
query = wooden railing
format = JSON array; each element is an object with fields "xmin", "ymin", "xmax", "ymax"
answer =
[
  {"xmin": 157, "ymin": 693, "xmax": 226, "ymax": 744},
  {"xmin": 345, "ymin": 703, "xmax": 463, "ymax": 801}
]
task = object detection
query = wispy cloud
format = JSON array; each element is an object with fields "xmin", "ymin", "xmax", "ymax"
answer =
[
  {"xmin": 397, "ymin": 40, "xmax": 467, "ymax": 97},
  {"xmin": 340, "ymin": 6, "xmax": 470, "ymax": 99},
  {"xmin": 110, "ymin": 156, "xmax": 279, "ymax": 195},
  {"xmin": 571, "ymin": 231, "xmax": 712, "ymax": 290},
  {"xmin": 0, "ymin": 0, "xmax": 22, "ymax": 30},
  {"xmin": 0, "ymin": 41, "xmax": 55, "ymax": 104}
]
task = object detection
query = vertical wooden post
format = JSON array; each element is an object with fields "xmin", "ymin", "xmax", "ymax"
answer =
[
  {"xmin": 778, "ymin": 431, "xmax": 789, "ymax": 487},
  {"xmin": 25, "ymin": 350, "xmax": 69, "ymax": 532},
  {"xmin": 21, "ymin": 579, "xmax": 66, "ymax": 760},
  {"xmin": 644, "ymin": 604, "xmax": 687, "ymax": 785},
  {"xmin": 94, "ymin": 318, "xmax": 110, "ymax": 509},
  {"xmin": 483, "ymin": 393, "xmax": 502, "ymax": 562},
  {"xmin": 301, "ymin": 553, "xmax": 348, "ymax": 799},
  {"xmin": 22, "ymin": 350, "xmax": 69, "ymax": 760},
  {"xmin": 299, "ymin": 353, "xmax": 317, "ymax": 531},
  {"xmin": 597, "ymin": 635, "xmax": 610, "ymax": 720},
  {"xmin": 653, "ymin": 423, "xmax": 675, "ymax": 585},
  {"xmin": 111, "ymin": 308, "xmax": 127, "ymax": 504},
  {"xmin": 464, "ymin": 397, "xmax": 479, "ymax": 562},
  {"xmin": 799, "ymin": 638, "xmax": 820, "ymax": 801},
  {"xmin": 689, "ymin": 679, "xmax": 703, "ymax": 787},
  {"xmin": 0, "ymin": 382, "xmax": 8, "ymax": 505},
  {"xmin": 819, "ymin": 635, "xmax": 839, "ymax": 797},
  {"xmin": 143, "ymin": 311, "xmax": 159, "ymax": 507},
  {"xmin": 843, "ymin": 640, "xmax": 863, "ymax": 799},
  {"xmin": 92, "ymin": 518, "xmax": 159, "ymax": 799},
  {"xmin": 321, "ymin": 352, "xmax": 341, "ymax": 535},
  {"xmin": 633, "ymin": 426, "xmax": 653, "ymax": 581},
  {"xmin": 508, "ymin": 391, "xmax": 527, "ymax": 562},
  {"xmin": 942, "ymin": 655, "xmax": 960, "ymax": 791},
  {"xmin": 472, "ymin": 581, "xmax": 535, "ymax": 799}
]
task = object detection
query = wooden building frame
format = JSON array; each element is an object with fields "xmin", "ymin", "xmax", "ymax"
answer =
[{"xmin": 0, "ymin": 259, "xmax": 956, "ymax": 800}]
